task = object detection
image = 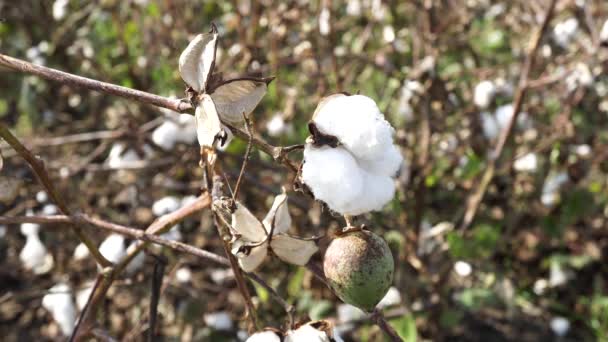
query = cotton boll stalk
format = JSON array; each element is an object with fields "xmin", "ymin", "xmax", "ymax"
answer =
[
  {"xmin": 246, "ymin": 331, "xmax": 281, "ymax": 342},
  {"xmin": 474, "ymin": 80, "xmax": 496, "ymax": 109},
  {"xmin": 204, "ymin": 311, "xmax": 233, "ymax": 331},
  {"xmin": 99, "ymin": 234, "xmax": 126, "ymax": 264},
  {"xmin": 42, "ymin": 283, "xmax": 76, "ymax": 336}
]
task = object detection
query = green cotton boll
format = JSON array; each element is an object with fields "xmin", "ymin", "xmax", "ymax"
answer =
[{"xmin": 323, "ymin": 230, "xmax": 394, "ymax": 312}]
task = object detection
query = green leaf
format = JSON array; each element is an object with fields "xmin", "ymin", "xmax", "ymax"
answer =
[{"xmin": 389, "ymin": 314, "xmax": 417, "ymax": 342}]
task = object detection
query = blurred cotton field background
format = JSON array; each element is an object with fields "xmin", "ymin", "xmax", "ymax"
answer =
[{"xmin": 1, "ymin": 0, "xmax": 608, "ymax": 341}]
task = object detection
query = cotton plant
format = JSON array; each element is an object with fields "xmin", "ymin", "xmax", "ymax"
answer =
[
  {"xmin": 151, "ymin": 111, "xmax": 197, "ymax": 150},
  {"xmin": 229, "ymin": 191, "xmax": 318, "ymax": 272},
  {"xmin": 177, "ymin": 24, "xmax": 273, "ymax": 164},
  {"xmin": 246, "ymin": 321, "xmax": 342, "ymax": 342},
  {"xmin": 300, "ymin": 93, "xmax": 403, "ymax": 216}
]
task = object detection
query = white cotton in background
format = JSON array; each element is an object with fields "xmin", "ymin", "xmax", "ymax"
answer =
[
  {"xmin": 125, "ymin": 242, "xmax": 145, "ymax": 274},
  {"xmin": 454, "ymin": 261, "xmax": 473, "ymax": 277},
  {"xmin": 550, "ymin": 316, "xmax": 570, "ymax": 337},
  {"xmin": 36, "ymin": 191, "xmax": 48, "ymax": 203},
  {"xmin": 105, "ymin": 143, "xmax": 152, "ymax": 169},
  {"xmin": 204, "ymin": 311, "xmax": 233, "ymax": 331},
  {"xmin": 533, "ymin": 278, "xmax": 549, "ymax": 295},
  {"xmin": 72, "ymin": 242, "xmax": 90, "ymax": 261},
  {"xmin": 601, "ymin": 20, "xmax": 608, "ymax": 43},
  {"xmin": 553, "ymin": 18, "xmax": 579, "ymax": 48},
  {"xmin": 175, "ymin": 267, "xmax": 192, "ymax": 283},
  {"xmin": 474, "ymin": 80, "xmax": 496, "ymax": 109},
  {"xmin": 573, "ymin": 144, "xmax": 591, "ymax": 158},
  {"xmin": 383, "ymin": 25, "xmax": 395, "ymax": 43},
  {"xmin": 319, "ymin": 7, "xmax": 330, "ymax": 36},
  {"xmin": 346, "ymin": 0, "xmax": 362, "ymax": 16},
  {"xmin": 0, "ymin": 225, "xmax": 6, "ymax": 239},
  {"xmin": 377, "ymin": 286, "xmax": 402, "ymax": 308},
  {"xmin": 480, "ymin": 111, "xmax": 499, "ymax": 140},
  {"xmin": 42, "ymin": 204, "xmax": 58, "ymax": 215},
  {"xmin": 20, "ymin": 223, "xmax": 54, "ymax": 274},
  {"xmin": 396, "ymin": 80, "xmax": 423, "ymax": 121},
  {"xmin": 565, "ymin": 63, "xmax": 593, "ymax": 92},
  {"xmin": 481, "ymin": 104, "xmax": 531, "ymax": 140},
  {"xmin": 152, "ymin": 196, "xmax": 181, "ymax": 216},
  {"xmin": 266, "ymin": 114, "xmax": 288, "ymax": 137},
  {"xmin": 541, "ymin": 172, "xmax": 569, "ymax": 207},
  {"xmin": 285, "ymin": 324, "xmax": 330, "ymax": 342},
  {"xmin": 161, "ymin": 225, "xmax": 182, "ymax": 242},
  {"xmin": 549, "ymin": 261, "xmax": 569, "ymax": 287},
  {"xmin": 302, "ymin": 146, "xmax": 364, "ymax": 215},
  {"xmin": 52, "ymin": 0, "xmax": 69, "ymax": 21},
  {"xmin": 99, "ymin": 234, "xmax": 126, "ymax": 264},
  {"xmin": 75, "ymin": 282, "xmax": 94, "ymax": 311},
  {"xmin": 246, "ymin": 331, "xmax": 281, "ymax": 342},
  {"xmin": 337, "ymin": 303, "xmax": 366, "ymax": 323},
  {"xmin": 151, "ymin": 114, "xmax": 197, "ymax": 150},
  {"xmin": 210, "ymin": 268, "xmax": 234, "ymax": 284},
  {"xmin": 513, "ymin": 153, "xmax": 538, "ymax": 172},
  {"xmin": 42, "ymin": 283, "xmax": 76, "ymax": 336}
]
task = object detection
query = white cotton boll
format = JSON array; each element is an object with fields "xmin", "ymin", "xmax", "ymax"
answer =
[
  {"xmin": 20, "ymin": 231, "xmax": 54, "ymax": 274},
  {"xmin": 99, "ymin": 234, "xmax": 126, "ymax": 264},
  {"xmin": 266, "ymin": 114, "xmax": 287, "ymax": 137},
  {"xmin": 125, "ymin": 242, "xmax": 145, "ymax": 274},
  {"xmin": 312, "ymin": 95, "xmax": 402, "ymax": 175},
  {"xmin": 337, "ymin": 303, "xmax": 366, "ymax": 323},
  {"xmin": 246, "ymin": 331, "xmax": 281, "ymax": 342},
  {"xmin": 175, "ymin": 267, "xmax": 192, "ymax": 283},
  {"xmin": 285, "ymin": 324, "xmax": 330, "ymax": 342},
  {"xmin": 52, "ymin": 0, "xmax": 69, "ymax": 21},
  {"xmin": 346, "ymin": 0, "xmax": 361, "ymax": 16},
  {"xmin": 36, "ymin": 191, "xmax": 48, "ymax": 203},
  {"xmin": 454, "ymin": 261, "xmax": 473, "ymax": 277},
  {"xmin": 151, "ymin": 114, "xmax": 197, "ymax": 150},
  {"xmin": 20, "ymin": 222, "xmax": 40, "ymax": 236},
  {"xmin": 302, "ymin": 146, "xmax": 363, "ymax": 214},
  {"xmin": 105, "ymin": 143, "xmax": 152, "ymax": 169},
  {"xmin": 377, "ymin": 286, "xmax": 401, "ymax": 308},
  {"xmin": 42, "ymin": 204, "xmax": 59, "ymax": 215},
  {"xmin": 474, "ymin": 80, "xmax": 496, "ymax": 109},
  {"xmin": 513, "ymin": 153, "xmax": 538, "ymax": 172},
  {"xmin": 550, "ymin": 317, "xmax": 570, "ymax": 337},
  {"xmin": 152, "ymin": 196, "xmax": 181, "ymax": 216},
  {"xmin": 358, "ymin": 144, "xmax": 403, "ymax": 177},
  {"xmin": 342, "ymin": 170, "xmax": 395, "ymax": 215},
  {"xmin": 553, "ymin": 18, "xmax": 578, "ymax": 48},
  {"xmin": 549, "ymin": 261, "xmax": 569, "ymax": 287},
  {"xmin": 533, "ymin": 278, "xmax": 549, "ymax": 295},
  {"xmin": 319, "ymin": 7, "xmax": 330, "ymax": 36},
  {"xmin": 541, "ymin": 172, "xmax": 569, "ymax": 207},
  {"xmin": 76, "ymin": 282, "xmax": 94, "ymax": 311},
  {"xmin": 204, "ymin": 311, "xmax": 233, "ymax": 331},
  {"xmin": 383, "ymin": 26, "xmax": 395, "ymax": 43},
  {"xmin": 601, "ymin": 20, "xmax": 608, "ymax": 43},
  {"xmin": 566, "ymin": 63, "xmax": 593, "ymax": 92},
  {"xmin": 42, "ymin": 283, "xmax": 76, "ymax": 336},
  {"xmin": 72, "ymin": 242, "xmax": 90, "ymax": 261},
  {"xmin": 480, "ymin": 111, "xmax": 499, "ymax": 140},
  {"xmin": 210, "ymin": 268, "xmax": 234, "ymax": 284},
  {"xmin": 574, "ymin": 144, "xmax": 591, "ymax": 158},
  {"xmin": 0, "ymin": 225, "xmax": 6, "ymax": 239}
]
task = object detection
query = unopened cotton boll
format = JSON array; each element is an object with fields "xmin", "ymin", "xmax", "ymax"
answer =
[
  {"xmin": 42, "ymin": 283, "xmax": 76, "ymax": 336},
  {"xmin": 99, "ymin": 234, "xmax": 126, "ymax": 264},
  {"xmin": 285, "ymin": 324, "xmax": 330, "ymax": 342},
  {"xmin": 246, "ymin": 331, "xmax": 281, "ymax": 342},
  {"xmin": 204, "ymin": 311, "xmax": 233, "ymax": 331},
  {"xmin": 474, "ymin": 80, "xmax": 496, "ymax": 108},
  {"xmin": 152, "ymin": 196, "xmax": 181, "ymax": 216}
]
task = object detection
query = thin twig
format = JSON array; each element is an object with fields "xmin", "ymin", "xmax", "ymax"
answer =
[
  {"xmin": 69, "ymin": 272, "xmax": 105, "ymax": 342},
  {"xmin": 460, "ymin": 0, "xmax": 558, "ymax": 230},
  {"xmin": 246, "ymin": 272, "xmax": 295, "ymax": 329},
  {"xmin": 148, "ymin": 255, "xmax": 167, "ymax": 342},
  {"xmin": 0, "ymin": 124, "xmax": 112, "ymax": 267},
  {"xmin": 370, "ymin": 309, "xmax": 403, "ymax": 342},
  {"xmin": 233, "ymin": 114, "xmax": 254, "ymax": 201}
]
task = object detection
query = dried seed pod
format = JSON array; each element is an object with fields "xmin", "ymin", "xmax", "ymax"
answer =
[{"xmin": 323, "ymin": 229, "xmax": 394, "ymax": 311}]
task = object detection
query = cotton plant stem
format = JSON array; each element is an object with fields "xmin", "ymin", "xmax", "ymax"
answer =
[
  {"xmin": 0, "ymin": 53, "xmax": 299, "ymax": 172},
  {"xmin": 460, "ymin": 0, "xmax": 558, "ymax": 230},
  {"xmin": 371, "ymin": 309, "xmax": 403, "ymax": 342},
  {"xmin": 0, "ymin": 124, "xmax": 112, "ymax": 268}
]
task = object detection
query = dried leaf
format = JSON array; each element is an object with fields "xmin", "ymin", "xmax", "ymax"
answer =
[
  {"xmin": 231, "ymin": 202, "xmax": 266, "ymax": 242},
  {"xmin": 209, "ymin": 78, "xmax": 272, "ymax": 123},
  {"xmin": 262, "ymin": 191, "xmax": 292, "ymax": 235},
  {"xmin": 233, "ymin": 240, "xmax": 268, "ymax": 273},
  {"xmin": 0, "ymin": 175, "xmax": 22, "ymax": 204},
  {"xmin": 195, "ymin": 94, "xmax": 223, "ymax": 149},
  {"xmin": 178, "ymin": 26, "xmax": 218, "ymax": 92},
  {"xmin": 270, "ymin": 235, "xmax": 318, "ymax": 266}
]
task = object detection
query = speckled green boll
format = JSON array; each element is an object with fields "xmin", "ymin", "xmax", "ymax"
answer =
[{"xmin": 323, "ymin": 230, "xmax": 394, "ymax": 312}]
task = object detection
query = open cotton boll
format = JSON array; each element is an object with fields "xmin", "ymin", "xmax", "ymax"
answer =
[
  {"xmin": 76, "ymin": 282, "xmax": 94, "ymax": 311},
  {"xmin": 550, "ymin": 316, "xmax": 570, "ymax": 337},
  {"xmin": 285, "ymin": 324, "xmax": 330, "ymax": 342},
  {"xmin": 20, "ymin": 222, "xmax": 40, "ymax": 236},
  {"xmin": 302, "ymin": 146, "xmax": 364, "ymax": 214},
  {"xmin": 474, "ymin": 80, "xmax": 496, "ymax": 109},
  {"xmin": 42, "ymin": 283, "xmax": 76, "ymax": 336},
  {"xmin": 204, "ymin": 311, "xmax": 233, "ymax": 331},
  {"xmin": 72, "ymin": 242, "xmax": 90, "ymax": 261},
  {"xmin": 20, "ymin": 230, "xmax": 54, "ymax": 274},
  {"xmin": 513, "ymin": 153, "xmax": 538, "ymax": 172},
  {"xmin": 152, "ymin": 196, "xmax": 181, "ymax": 216},
  {"xmin": 99, "ymin": 234, "xmax": 126, "ymax": 264},
  {"xmin": 553, "ymin": 18, "xmax": 578, "ymax": 48},
  {"xmin": 377, "ymin": 286, "xmax": 402, "ymax": 309},
  {"xmin": 341, "ymin": 170, "xmax": 395, "ymax": 215},
  {"xmin": 106, "ymin": 143, "xmax": 153, "ymax": 169},
  {"xmin": 246, "ymin": 331, "xmax": 281, "ymax": 342},
  {"xmin": 151, "ymin": 114, "xmax": 197, "ymax": 150}
]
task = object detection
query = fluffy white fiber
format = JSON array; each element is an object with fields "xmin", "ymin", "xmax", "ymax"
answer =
[
  {"xmin": 42, "ymin": 283, "xmax": 76, "ymax": 336},
  {"xmin": 474, "ymin": 80, "xmax": 496, "ymax": 109},
  {"xmin": 151, "ymin": 113, "xmax": 197, "ymax": 150},
  {"xmin": 302, "ymin": 94, "xmax": 402, "ymax": 216}
]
